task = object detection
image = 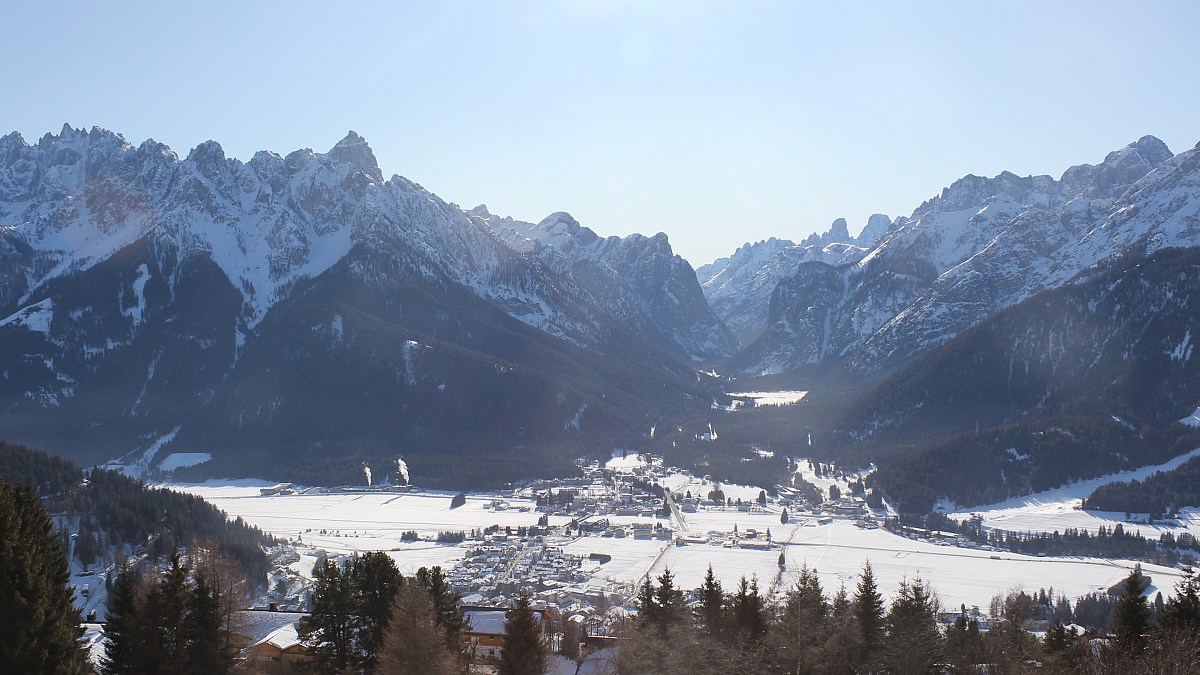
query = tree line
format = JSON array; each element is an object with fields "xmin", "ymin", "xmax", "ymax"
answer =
[
  {"xmin": 0, "ymin": 439, "xmax": 274, "ymax": 585},
  {"xmin": 612, "ymin": 561, "xmax": 1200, "ymax": 674}
]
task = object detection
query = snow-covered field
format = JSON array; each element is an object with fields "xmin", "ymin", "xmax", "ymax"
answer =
[
  {"xmin": 172, "ymin": 481, "xmax": 568, "ymax": 545},
  {"xmin": 726, "ymin": 390, "xmax": 808, "ymax": 406},
  {"xmin": 170, "ymin": 475, "xmax": 1183, "ymax": 611},
  {"xmin": 944, "ymin": 447, "xmax": 1200, "ymax": 537}
]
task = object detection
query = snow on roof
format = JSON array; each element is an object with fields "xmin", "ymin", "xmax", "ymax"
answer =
[
  {"xmin": 256, "ymin": 623, "xmax": 302, "ymax": 651},
  {"xmin": 464, "ymin": 608, "xmax": 544, "ymax": 635}
]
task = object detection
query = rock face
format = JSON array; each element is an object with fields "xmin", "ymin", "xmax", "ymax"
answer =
[
  {"xmin": 726, "ymin": 136, "xmax": 1196, "ymax": 375},
  {"xmin": 0, "ymin": 126, "xmax": 717, "ymax": 481},
  {"xmin": 695, "ymin": 217, "xmax": 889, "ymax": 347},
  {"xmin": 486, "ymin": 210, "xmax": 738, "ymax": 361}
]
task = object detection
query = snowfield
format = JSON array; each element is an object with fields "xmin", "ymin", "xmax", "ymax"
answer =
[
  {"xmin": 944, "ymin": 447, "xmax": 1200, "ymax": 537},
  {"xmin": 726, "ymin": 390, "xmax": 808, "ymax": 406},
  {"xmin": 170, "ymin": 474, "xmax": 1184, "ymax": 610}
]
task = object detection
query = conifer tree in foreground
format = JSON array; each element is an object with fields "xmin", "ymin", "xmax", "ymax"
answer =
[
  {"xmin": 101, "ymin": 552, "xmax": 235, "ymax": 675},
  {"xmin": 0, "ymin": 478, "xmax": 87, "ymax": 674},
  {"xmin": 352, "ymin": 551, "xmax": 403, "ymax": 672},
  {"xmin": 1160, "ymin": 565, "xmax": 1200, "ymax": 630},
  {"xmin": 300, "ymin": 557, "xmax": 360, "ymax": 673},
  {"xmin": 415, "ymin": 564, "xmax": 466, "ymax": 655},
  {"xmin": 499, "ymin": 592, "xmax": 546, "ymax": 675},
  {"xmin": 697, "ymin": 564, "xmax": 724, "ymax": 636},
  {"xmin": 853, "ymin": 560, "xmax": 886, "ymax": 669},
  {"xmin": 1110, "ymin": 564, "xmax": 1150, "ymax": 653},
  {"xmin": 883, "ymin": 576, "xmax": 942, "ymax": 674}
]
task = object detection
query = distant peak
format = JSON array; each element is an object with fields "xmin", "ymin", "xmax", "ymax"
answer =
[
  {"xmin": 536, "ymin": 212, "xmax": 580, "ymax": 230},
  {"xmin": 468, "ymin": 204, "xmax": 491, "ymax": 217},
  {"xmin": 327, "ymin": 130, "xmax": 383, "ymax": 182}
]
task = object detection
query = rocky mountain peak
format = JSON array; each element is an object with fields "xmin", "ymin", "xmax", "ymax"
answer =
[{"xmin": 326, "ymin": 130, "xmax": 383, "ymax": 183}]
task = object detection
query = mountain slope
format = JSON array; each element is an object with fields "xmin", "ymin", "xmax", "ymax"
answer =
[
  {"xmin": 726, "ymin": 136, "xmax": 1191, "ymax": 375},
  {"xmin": 696, "ymin": 215, "xmax": 890, "ymax": 347},
  {"xmin": 485, "ymin": 209, "xmax": 737, "ymax": 361},
  {"xmin": 0, "ymin": 126, "xmax": 716, "ymax": 483},
  {"xmin": 837, "ymin": 246, "xmax": 1200, "ymax": 511}
]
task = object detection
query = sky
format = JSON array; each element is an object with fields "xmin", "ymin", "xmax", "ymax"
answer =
[{"xmin": 2, "ymin": 1, "xmax": 1199, "ymax": 266}]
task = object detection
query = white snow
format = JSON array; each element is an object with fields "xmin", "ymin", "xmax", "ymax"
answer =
[
  {"xmin": 123, "ymin": 264, "xmax": 150, "ymax": 327},
  {"xmin": 169, "ymin": 474, "xmax": 1187, "ymax": 611},
  {"xmin": 107, "ymin": 426, "xmax": 181, "ymax": 478},
  {"xmin": 157, "ymin": 452, "xmax": 212, "ymax": 471},
  {"xmin": 726, "ymin": 390, "xmax": 808, "ymax": 406},
  {"xmin": 0, "ymin": 298, "xmax": 53, "ymax": 334},
  {"xmin": 946, "ymin": 447, "xmax": 1200, "ymax": 536},
  {"xmin": 606, "ymin": 451, "xmax": 648, "ymax": 471},
  {"xmin": 1180, "ymin": 407, "xmax": 1200, "ymax": 428}
]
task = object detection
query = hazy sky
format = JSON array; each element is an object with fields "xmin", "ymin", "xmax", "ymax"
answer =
[{"xmin": 3, "ymin": 1, "xmax": 1199, "ymax": 266}]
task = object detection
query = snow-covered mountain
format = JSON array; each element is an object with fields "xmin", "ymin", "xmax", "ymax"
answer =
[
  {"xmin": 730, "ymin": 135, "xmax": 1197, "ymax": 374},
  {"xmin": 0, "ymin": 125, "xmax": 716, "ymax": 479},
  {"xmin": 482, "ymin": 209, "xmax": 737, "ymax": 360},
  {"xmin": 695, "ymin": 216, "xmax": 890, "ymax": 346}
]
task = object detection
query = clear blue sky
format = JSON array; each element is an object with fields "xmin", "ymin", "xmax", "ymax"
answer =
[{"xmin": 2, "ymin": 1, "xmax": 1198, "ymax": 266}]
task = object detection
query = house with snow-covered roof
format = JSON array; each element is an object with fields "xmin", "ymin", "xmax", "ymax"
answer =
[{"xmin": 462, "ymin": 605, "xmax": 552, "ymax": 661}]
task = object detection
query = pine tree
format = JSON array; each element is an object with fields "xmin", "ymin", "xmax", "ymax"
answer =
[
  {"xmin": 415, "ymin": 565, "xmax": 465, "ymax": 657},
  {"xmin": 854, "ymin": 560, "xmax": 886, "ymax": 668},
  {"xmin": 0, "ymin": 479, "xmax": 87, "ymax": 674},
  {"xmin": 773, "ymin": 564, "xmax": 827, "ymax": 672},
  {"xmin": 653, "ymin": 567, "xmax": 685, "ymax": 637},
  {"xmin": 1161, "ymin": 566, "xmax": 1200, "ymax": 630},
  {"xmin": 149, "ymin": 551, "xmax": 191, "ymax": 665},
  {"xmin": 101, "ymin": 566, "xmax": 148, "ymax": 674},
  {"xmin": 499, "ymin": 593, "xmax": 546, "ymax": 675},
  {"xmin": 884, "ymin": 576, "xmax": 942, "ymax": 674},
  {"xmin": 731, "ymin": 576, "xmax": 767, "ymax": 643},
  {"xmin": 352, "ymin": 551, "xmax": 403, "ymax": 671},
  {"xmin": 1111, "ymin": 564, "xmax": 1150, "ymax": 652},
  {"xmin": 636, "ymin": 577, "xmax": 658, "ymax": 630},
  {"xmin": 300, "ymin": 557, "xmax": 361, "ymax": 673},
  {"xmin": 697, "ymin": 564, "xmax": 725, "ymax": 636},
  {"xmin": 182, "ymin": 569, "xmax": 232, "ymax": 674}
]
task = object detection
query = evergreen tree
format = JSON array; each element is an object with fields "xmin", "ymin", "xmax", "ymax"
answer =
[
  {"xmin": 1161, "ymin": 566, "xmax": 1200, "ymax": 630},
  {"xmin": 415, "ymin": 565, "xmax": 465, "ymax": 656},
  {"xmin": 352, "ymin": 551, "xmax": 403, "ymax": 671},
  {"xmin": 636, "ymin": 577, "xmax": 658, "ymax": 630},
  {"xmin": 377, "ymin": 583, "xmax": 461, "ymax": 675},
  {"xmin": 101, "ymin": 567, "xmax": 148, "ymax": 674},
  {"xmin": 1111, "ymin": 564, "xmax": 1150, "ymax": 653},
  {"xmin": 773, "ymin": 564, "xmax": 827, "ymax": 672},
  {"xmin": 182, "ymin": 568, "xmax": 232, "ymax": 674},
  {"xmin": 499, "ymin": 593, "xmax": 546, "ymax": 675},
  {"xmin": 944, "ymin": 611, "xmax": 982, "ymax": 673},
  {"xmin": 883, "ymin": 576, "xmax": 942, "ymax": 675},
  {"xmin": 697, "ymin": 564, "xmax": 725, "ymax": 636},
  {"xmin": 0, "ymin": 478, "xmax": 87, "ymax": 674},
  {"xmin": 731, "ymin": 576, "xmax": 767, "ymax": 643},
  {"xmin": 147, "ymin": 551, "xmax": 191, "ymax": 666},
  {"xmin": 300, "ymin": 557, "xmax": 360, "ymax": 673},
  {"xmin": 853, "ymin": 561, "xmax": 886, "ymax": 668},
  {"xmin": 780, "ymin": 507, "xmax": 789, "ymax": 524},
  {"xmin": 653, "ymin": 567, "xmax": 686, "ymax": 637}
]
